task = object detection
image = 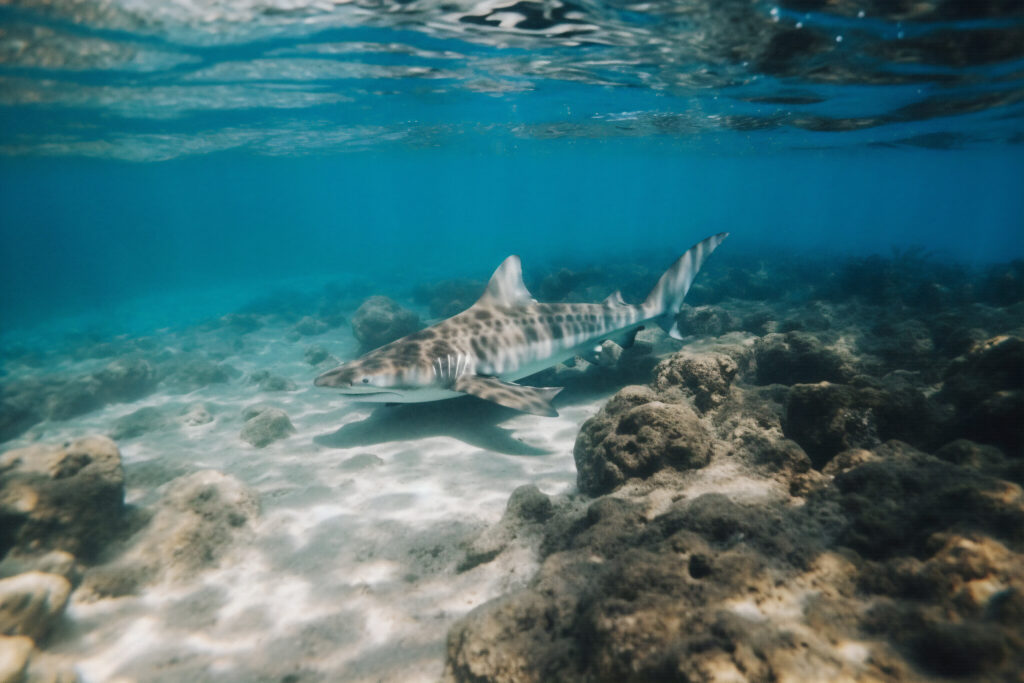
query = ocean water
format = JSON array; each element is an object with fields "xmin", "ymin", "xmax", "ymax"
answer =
[{"xmin": 1, "ymin": 0, "xmax": 1023, "ymax": 681}]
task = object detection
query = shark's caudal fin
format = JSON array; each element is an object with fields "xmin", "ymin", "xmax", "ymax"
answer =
[{"xmin": 644, "ymin": 232, "xmax": 729, "ymax": 340}]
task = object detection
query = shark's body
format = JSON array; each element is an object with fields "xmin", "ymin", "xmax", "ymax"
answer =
[{"xmin": 315, "ymin": 233, "xmax": 728, "ymax": 416}]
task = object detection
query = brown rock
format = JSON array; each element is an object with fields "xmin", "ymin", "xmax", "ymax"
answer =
[{"xmin": 0, "ymin": 436, "xmax": 125, "ymax": 560}]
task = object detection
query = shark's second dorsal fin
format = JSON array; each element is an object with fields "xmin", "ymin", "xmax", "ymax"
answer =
[
  {"xmin": 475, "ymin": 255, "xmax": 535, "ymax": 307},
  {"xmin": 603, "ymin": 290, "xmax": 627, "ymax": 307}
]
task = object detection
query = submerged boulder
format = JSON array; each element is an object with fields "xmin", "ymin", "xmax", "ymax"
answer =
[
  {"xmin": 0, "ymin": 436, "xmax": 125, "ymax": 560},
  {"xmin": 0, "ymin": 571, "xmax": 71, "ymax": 642},
  {"xmin": 939, "ymin": 335, "xmax": 1024, "ymax": 453},
  {"xmin": 240, "ymin": 406, "xmax": 295, "ymax": 447},
  {"xmin": 82, "ymin": 470, "xmax": 260, "ymax": 597},
  {"xmin": 351, "ymin": 296, "xmax": 421, "ymax": 351},
  {"xmin": 0, "ymin": 635, "xmax": 33, "ymax": 681},
  {"xmin": 653, "ymin": 351, "xmax": 738, "ymax": 412},
  {"xmin": 303, "ymin": 344, "xmax": 335, "ymax": 366},
  {"xmin": 754, "ymin": 331, "xmax": 853, "ymax": 385},
  {"xmin": 574, "ymin": 386, "xmax": 712, "ymax": 496}
]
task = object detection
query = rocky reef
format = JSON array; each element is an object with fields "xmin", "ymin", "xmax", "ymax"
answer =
[
  {"xmin": 444, "ymin": 253, "xmax": 1024, "ymax": 683},
  {"xmin": 0, "ymin": 248, "xmax": 1021, "ymax": 681},
  {"xmin": 0, "ymin": 435, "xmax": 260, "ymax": 680}
]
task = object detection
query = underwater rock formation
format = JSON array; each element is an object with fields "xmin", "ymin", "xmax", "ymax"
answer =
[
  {"xmin": 652, "ymin": 351, "xmax": 738, "ymax": 412},
  {"xmin": 351, "ymin": 295, "xmax": 422, "ymax": 351},
  {"xmin": 573, "ymin": 386, "xmax": 713, "ymax": 496},
  {"xmin": 81, "ymin": 470, "xmax": 260, "ymax": 598},
  {"xmin": 753, "ymin": 331, "xmax": 853, "ymax": 385},
  {"xmin": 939, "ymin": 334, "xmax": 1024, "ymax": 453},
  {"xmin": 0, "ymin": 571, "xmax": 71, "ymax": 642},
  {"xmin": 303, "ymin": 344, "xmax": 336, "ymax": 366},
  {"xmin": 240, "ymin": 405, "xmax": 295, "ymax": 447},
  {"xmin": 0, "ymin": 436, "xmax": 125, "ymax": 561},
  {"xmin": 446, "ymin": 277, "xmax": 1024, "ymax": 682}
]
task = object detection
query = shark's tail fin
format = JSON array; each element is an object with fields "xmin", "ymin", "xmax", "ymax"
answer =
[{"xmin": 644, "ymin": 232, "xmax": 728, "ymax": 340}]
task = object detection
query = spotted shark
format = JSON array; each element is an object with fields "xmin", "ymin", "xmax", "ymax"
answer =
[{"xmin": 314, "ymin": 233, "xmax": 728, "ymax": 416}]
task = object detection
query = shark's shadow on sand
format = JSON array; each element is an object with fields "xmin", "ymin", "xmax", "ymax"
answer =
[
  {"xmin": 314, "ymin": 396, "xmax": 553, "ymax": 456},
  {"xmin": 313, "ymin": 355, "xmax": 662, "ymax": 456}
]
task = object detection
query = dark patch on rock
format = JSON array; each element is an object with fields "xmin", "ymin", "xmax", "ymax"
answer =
[
  {"xmin": 939, "ymin": 335, "xmax": 1024, "ymax": 454},
  {"xmin": 674, "ymin": 304, "xmax": 738, "ymax": 337},
  {"xmin": 754, "ymin": 332, "xmax": 853, "ymax": 385},
  {"xmin": 783, "ymin": 382, "xmax": 884, "ymax": 468},
  {"xmin": 505, "ymin": 485, "xmax": 553, "ymax": 524},
  {"xmin": 834, "ymin": 442, "xmax": 1024, "ymax": 559}
]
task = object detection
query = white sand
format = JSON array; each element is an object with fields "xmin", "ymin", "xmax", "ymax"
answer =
[{"xmin": 4, "ymin": 317, "xmax": 610, "ymax": 682}]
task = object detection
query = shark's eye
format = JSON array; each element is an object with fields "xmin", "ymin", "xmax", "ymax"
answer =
[{"xmin": 362, "ymin": 378, "xmax": 370, "ymax": 384}]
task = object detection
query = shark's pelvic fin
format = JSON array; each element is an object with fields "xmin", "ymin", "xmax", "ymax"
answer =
[
  {"xmin": 612, "ymin": 326, "xmax": 643, "ymax": 349},
  {"xmin": 454, "ymin": 375, "xmax": 562, "ymax": 417},
  {"xmin": 475, "ymin": 255, "xmax": 536, "ymax": 308},
  {"xmin": 645, "ymin": 232, "xmax": 729, "ymax": 339}
]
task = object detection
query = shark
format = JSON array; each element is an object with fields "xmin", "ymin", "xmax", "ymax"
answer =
[{"xmin": 314, "ymin": 232, "xmax": 728, "ymax": 417}]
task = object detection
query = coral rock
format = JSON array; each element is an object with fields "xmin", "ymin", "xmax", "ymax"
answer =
[
  {"xmin": 754, "ymin": 331, "xmax": 852, "ymax": 385},
  {"xmin": 240, "ymin": 406, "xmax": 295, "ymax": 448},
  {"xmin": 574, "ymin": 389, "xmax": 712, "ymax": 496},
  {"xmin": 351, "ymin": 296, "xmax": 421, "ymax": 352},
  {"xmin": 0, "ymin": 436, "xmax": 125, "ymax": 560},
  {"xmin": 653, "ymin": 351, "xmax": 738, "ymax": 412},
  {"xmin": 0, "ymin": 572, "xmax": 71, "ymax": 642},
  {"xmin": 0, "ymin": 635, "xmax": 33, "ymax": 682}
]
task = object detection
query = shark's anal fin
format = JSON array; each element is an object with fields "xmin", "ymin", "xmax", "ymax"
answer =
[{"xmin": 453, "ymin": 375, "xmax": 562, "ymax": 417}]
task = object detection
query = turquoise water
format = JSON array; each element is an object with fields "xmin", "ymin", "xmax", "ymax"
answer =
[
  {"xmin": 2, "ymin": 3, "xmax": 1024, "ymax": 680},
  {"xmin": 2, "ymin": 0, "xmax": 1023, "ymax": 336}
]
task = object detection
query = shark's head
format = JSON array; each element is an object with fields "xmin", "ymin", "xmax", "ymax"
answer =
[
  {"xmin": 314, "ymin": 355, "xmax": 403, "ymax": 397},
  {"xmin": 313, "ymin": 341, "xmax": 443, "ymax": 403}
]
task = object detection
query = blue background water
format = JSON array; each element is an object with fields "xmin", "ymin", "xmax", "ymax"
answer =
[
  {"xmin": 3, "ymin": 146, "xmax": 1021, "ymax": 333},
  {"xmin": 1, "ymin": 0, "xmax": 1023, "ymax": 337}
]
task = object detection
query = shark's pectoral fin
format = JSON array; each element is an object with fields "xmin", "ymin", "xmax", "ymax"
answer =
[{"xmin": 453, "ymin": 375, "xmax": 562, "ymax": 417}]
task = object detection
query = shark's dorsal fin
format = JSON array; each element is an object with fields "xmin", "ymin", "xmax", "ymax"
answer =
[
  {"xmin": 475, "ymin": 256, "xmax": 535, "ymax": 307},
  {"xmin": 603, "ymin": 290, "xmax": 627, "ymax": 307},
  {"xmin": 454, "ymin": 375, "xmax": 561, "ymax": 417}
]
